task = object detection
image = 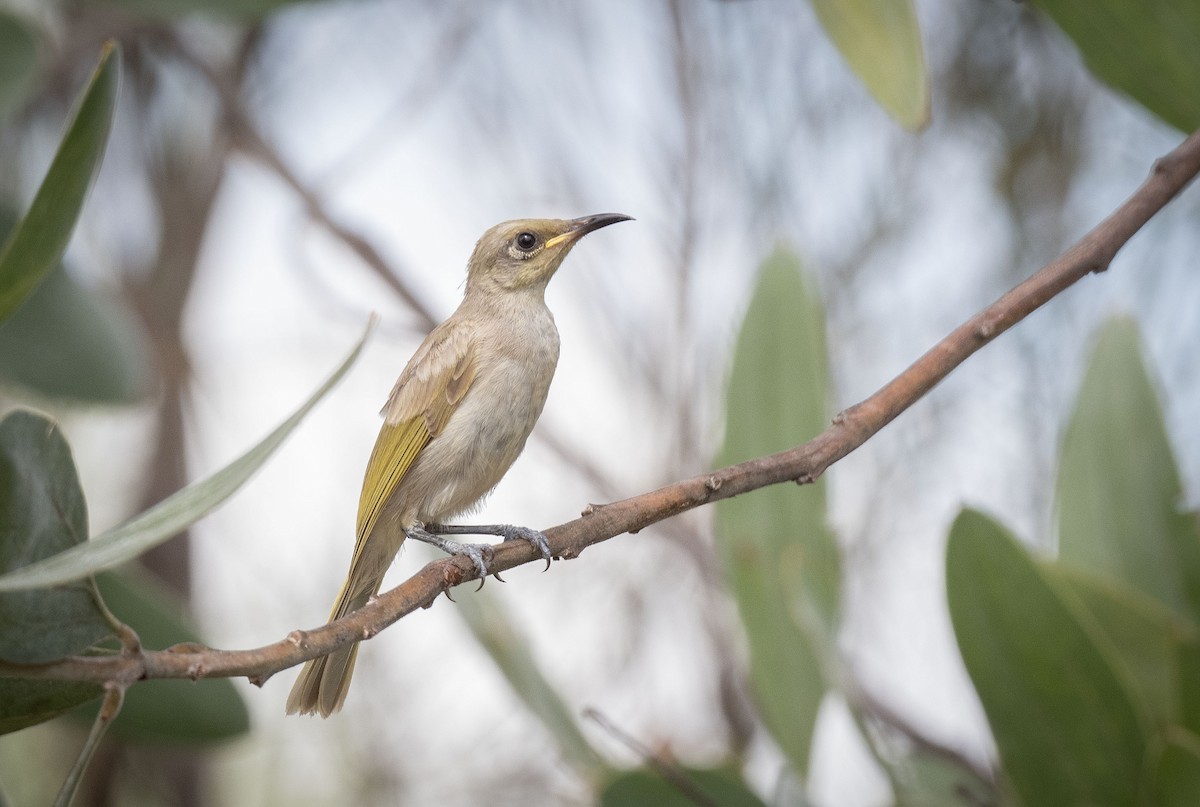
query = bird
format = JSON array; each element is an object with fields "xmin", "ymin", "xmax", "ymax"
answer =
[{"xmin": 286, "ymin": 213, "xmax": 632, "ymax": 717}]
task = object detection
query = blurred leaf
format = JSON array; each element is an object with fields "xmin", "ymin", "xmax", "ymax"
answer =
[
  {"xmin": 1056, "ymin": 318, "xmax": 1200, "ymax": 627},
  {"xmin": 0, "ymin": 410, "xmax": 113, "ymax": 662},
  {"xmin": 1146, "ymin": 730, "xmax": 1200, "ymax": 807},
  {"xmin": 95, "ymin": 0, "xmax": 325, "ymax": 19},
  {"xmin": 0, "ymin": 43, "xmax": 119, "ymax": 322},
  {"xmin": 809, "ymin": 0, "xmax": 930, "ymax": 130},
  {"xmin": 0, "ymin": 262, "xmax": 152, "ymax": 403},
  {"xmin": 599, "ymin": 766, "xmax": 768, "ymax": 807},
  {"xmin": 0, "ymin": 12, "xmax": 39, "ymax": 121},
  {"xmin": 0, "ymin": 410, "xmax": 112, "ymax": 735},
  {"xmin": 0, "ymin": 318, "xmax": 373, "ymax": 591},
  {"xmin": 81, "ymin": 569, "xmax": 249, "ymax": 743},
  {"xmin": 714, "ymin": 248, "xmax": 838, "ymax": 777},
  {"xmin": 1032, "ymin": 0, "xmax": 1200, "ymax": 132},
  {"xmin": 1052, "ymin": 565, "xmax": 1197, "ymax": 729},
  {"xmin": 892, "ymin": 748, "xmax": 998, "ymax": 807},
  {"xmin": 1179, "ymin": 640, "xmax": 1200, "ymax": 737},
  {"xmin": 946, "ymin": 509, "xmax": 1148, "ymax": 807},
  {"xmin": 454, "ymin": 585, "xmax": 602, "ymax": 776},
  {"xmin": 0, "ymin": 679, "xmax": 102, "ymax": 735}
]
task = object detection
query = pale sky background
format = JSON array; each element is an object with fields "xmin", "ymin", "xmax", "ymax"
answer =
[{"xmin": 5, "ymin": 0, "xmax": 1200, "ymax": 804}]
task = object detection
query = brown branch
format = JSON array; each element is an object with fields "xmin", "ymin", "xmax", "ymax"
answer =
[
  {"xmin": 170, "ymin": 33, "xmax": 441, "ymax": 331},
  {"xmin": 4, "ymin": 128, "xmax": 1199, "ymax": 690}
]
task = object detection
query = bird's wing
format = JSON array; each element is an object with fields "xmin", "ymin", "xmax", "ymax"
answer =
[{"xmin": 353, "ymin": 322, "xmax": 478, "ymax": 549}]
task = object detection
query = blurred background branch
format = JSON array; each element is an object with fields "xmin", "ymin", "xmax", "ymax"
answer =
[
  {"xmin": 7, "ymin": 115, "xmax": 1197, "ymax": 697},
  {"xmin": 1, "ymin": 0, "xmax": 1199, "ymax": 805}
]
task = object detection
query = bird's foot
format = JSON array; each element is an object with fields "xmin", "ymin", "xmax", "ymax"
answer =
[
  {"xmin": 405, "ymin": 526, "xmax": 493, "ymax": 579},
  {"xmin": 499, "ymin": 525, "xmax": 552, "ymax": 570},
  {"xmin": 426, "ymin": 523, "xmax": 553, "ymax": 571}
]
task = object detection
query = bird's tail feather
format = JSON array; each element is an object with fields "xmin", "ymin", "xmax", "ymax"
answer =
[{"xmin": 285, "ymin": 568, "xmax": 382, "ymax": 717}]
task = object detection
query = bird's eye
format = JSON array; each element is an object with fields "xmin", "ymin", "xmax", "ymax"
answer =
[{"xmin": 515, "ymin": 232, "xmax": 537, "ymax": 250}]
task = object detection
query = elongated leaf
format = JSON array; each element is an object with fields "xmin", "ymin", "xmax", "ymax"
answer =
[
  {"xmin": 0, "ymin": 410, "xmax": 113, "ymax": 662},
  {"xmin": 0, "ymin": 318, "xmax": 373, "ymax": 591},
  {"xmin": 454, "ymin": 584, "xmax": 601, "ymax": 775},
  {"xmin": 1056, "ymin": 318, "xmax": 1200, "ymax": 627},
  {"xmin": 0, "ymin": 262, "xmax": 152, "ymax": 403},
  {"xmin": 1032, "ymin": 0, "xmax": 1200, "ymax": 132},
  {"xmin": 809, "ymin": 0, "xmax": 929, "ymax": 131},
  {"xmin": 0, "ymin": 12, "xmax": 39, "ymax": 121},
  {"xmin": 0, "ymin": 410, "xmax": 112, "ymax": 734},
  {"xmin": 1179, "ymin": 640, "xmax": 1200, "ymax": 738},
  {"xmin": 714, "ymin": 248, "xmax": 839, "ymax": 777},
  {"xmin": 1052, "ymin": 565, "xmax": 1195, "ymax": 729},
  {"xmin": 946, "ymin": 509, "xmax": 1147, "ymax": 807},
  {"xmin": 86, "ymin": 569, "xmax": 249, "ymax": 743},
  {"xmin": 1146, "ymin": 730, "xmax": 1200, "ymax": 807},
  {"xmin": 892, "ymin": 748, "xmax": 997, "ymax": 807},
  {"xmin": 0, "ymin": 679, "xmax": 103, "ymax": 735},
  {"xmin": 0, "ymin": 43, "xmax": 119, "ymax": 322},
  {"xmin": 599, "ymin": 767, "xmax": 768, "ymax": 807}
]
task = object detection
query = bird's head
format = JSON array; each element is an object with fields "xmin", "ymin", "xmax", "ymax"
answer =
[{"xmin": 465, "ymin": 213, "xmax": 632, "ymax": 294}]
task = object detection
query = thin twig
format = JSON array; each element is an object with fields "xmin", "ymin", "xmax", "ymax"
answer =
[
  {"xmin": 849, "ymin": 679, "xmax": 997, "ymax": 790},
  {"xmin": 583, "ymin": 708, "xmax": 721, "ymax": 807},
  {"xmin": 53, "ymin": 683, "xmax": 125, "ymax": 807},
  {"xmin": 171, "ymin": 34, "xmax": 440, "ymax": 330},
  {"xmin": 3, "ymin": 129, "xmax": 1199, "ymax": 689}
]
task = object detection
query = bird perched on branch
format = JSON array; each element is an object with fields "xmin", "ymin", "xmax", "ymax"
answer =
[{"xmin": 287, "ymin": 213, "xmax": 632, "ymax": 717}]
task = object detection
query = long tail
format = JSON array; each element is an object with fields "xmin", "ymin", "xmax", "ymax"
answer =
[{"xmin": 285, "ymin": 564, "xmax": 385, "ymax": 718}]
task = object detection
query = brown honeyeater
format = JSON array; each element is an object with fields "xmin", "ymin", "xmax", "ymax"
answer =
[{"xmin": 286, "ymin": 213, "xmax": 632, "ymax": 717}]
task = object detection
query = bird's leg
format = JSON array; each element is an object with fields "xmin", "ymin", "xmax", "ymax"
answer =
[
  {"xmin": 425, "ymin": 523, "xmax": 553, "ymax": 570},
  {"xmin": 404, "ymin": 525, "xmax": 494, "ymax": 578}
]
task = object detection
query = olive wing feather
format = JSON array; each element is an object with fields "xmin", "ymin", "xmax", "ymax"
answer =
[{"xmin": 353, "ymin": 324, "xmax": 478, "ymax": 550}]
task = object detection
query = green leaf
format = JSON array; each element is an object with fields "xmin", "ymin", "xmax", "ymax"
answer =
[
  {"xmin": 1146, "ymin": 730, "xmax": 1200, "ymax": 807},
  {"xmin": 599, "ymin": 766, "xmax": 768, "ymax": 807},
  {"xmin": 454, "ymin": 585, "xmax": 602, "ymax": 776},
  {"xmin": 809, "ymin": 0, "xmax": 929, "ymax": 130},
  {"xmin": 714, "ymin": 248, "xmax": 839, "ymax": 777},
  {"xmin": 0, "ymin": 43, "xmax": 119, "ymax": 322},
  {"xmin": 1051, "ymin": 565, "xmax": 1195, "ymax": 729},
  {"xmin": 1178, "ymin": 641, "xmax": 1200, "ymax": 738},
  {"xmin": 0, "ymin": 410, "xmax": 112, "ymax": 735},
  {"xmin": 0, "ymin": 410, "xmax": 113, "ymax": 662},
  {"xmin": 0, "ymin": 263, "xmax": 152, "ymax": 404},
  {"xmin": 0, "ymin": 318, "xmax": 373, "ymax": 591},
  {"xmin": 1031, "ymin": 0, "xmax": 1200, "ymax": 132},
  {"xmin": 0, "ymin": 12, "xmax": 39, "ymax": 121},
  {"xmin": 0, "ymin": 679, "xmax": 102, "ymax": 735},
  {"xmin": 78, "ymin": 569, "xmax": 249, "ymax": 744},
  {"xmin": 892, "ymin": 749, "xmax": 997, "ymax": 807},
  {"xmin": 1056, "ymin": 318, "xmax": 1200, "ymax": 627},
  {"xmin": 946, "ymin": 509, "xmax": 1148, "ymax": 807}
]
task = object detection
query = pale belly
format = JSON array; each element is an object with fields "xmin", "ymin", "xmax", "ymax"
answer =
[{"xmin": 385, "ymin": 335, "xmax": 559, "ymax": 526}]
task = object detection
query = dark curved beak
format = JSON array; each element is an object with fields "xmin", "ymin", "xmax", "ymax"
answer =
[
  {"xmin": 571, "ymin": 213, "xmax": 634, "ymax": 235},
  {"xmin": 546, "ymin": 213, "xmax": 633, "ymax": 249}
]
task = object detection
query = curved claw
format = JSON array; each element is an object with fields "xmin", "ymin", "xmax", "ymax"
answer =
[
  {"xmin": 502, "ymin": 525, "xmax": 553, "ymax": 571},
  {"xmin": 453, "ymin": 542, "xmax": 492, "ymax": 579}
]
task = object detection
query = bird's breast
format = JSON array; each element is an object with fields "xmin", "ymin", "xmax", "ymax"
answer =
[
  {"xmin": 465, "ymin": 309, "xmax": 561, "ymax": 452},
  {"xmin": 405, "ymin": 305, "xmax": 561, "ymax": 522}
]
